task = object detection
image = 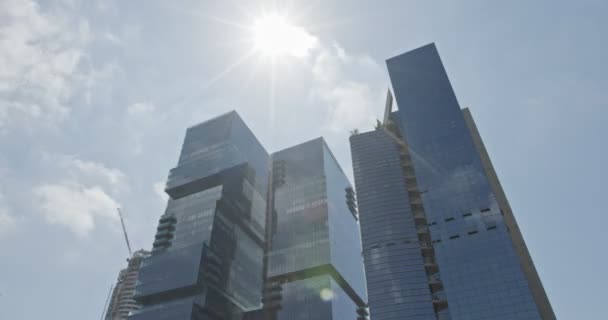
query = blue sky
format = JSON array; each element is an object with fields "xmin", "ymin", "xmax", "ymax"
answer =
[{"xmin": 0, "ymin": 0, "xmax": 606, "ymax": 319}]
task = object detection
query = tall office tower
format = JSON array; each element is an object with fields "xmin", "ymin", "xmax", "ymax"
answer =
[
  {"xmin": 263, "ymin": 138, "xmax": 369, "ymax": 320},
  {"xmin": 130, "ymin": 111, "xmax": 269, "ymax": 320},
  {"xmin": 350, "ymin": 43, "xmax": 554, "ymax": 320},
  {"xmin": 106, "ymin": 250, "xmax": 151, "ymax": 320}
]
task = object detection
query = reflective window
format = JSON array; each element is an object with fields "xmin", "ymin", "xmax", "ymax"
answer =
[
  {"xmin": 269, "ymin": 138, "xmax": 367, "ymax": 319},
  {"xmin": 350, "ymin": 43, "xmax": 542, "ymax": 320},
  {"xmin": 134, "ymin": 111, "xmax": 268, "ymax": 318}
]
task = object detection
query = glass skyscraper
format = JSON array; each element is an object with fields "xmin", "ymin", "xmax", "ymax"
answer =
[
  {"xmin": 350, "ymin": 43, "xmax": 554, "ymax": 320},
  {"xmin": 264, "ymin": 138, "xmax": 368, "ymax": 320},
  {"xmin": 130, "ymin": 113, "xmax": 368, "ymax": 319},
  {"xmin": 131, "ymin": 111, "xmax": 269, "ymax": 319}
]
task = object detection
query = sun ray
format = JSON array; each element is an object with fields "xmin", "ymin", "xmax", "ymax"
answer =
[
  {"xmin": 164, "ymin": 48, "xmax": 257, "ymax": 110},
  {"xmin": 202, "ymin": 49, "xmax": 257, "ymax": 90},
  {"xmin": 307, "ymin": 16, "xmax": 358, "ymax": 34},
  {"xmin": 283, "ymin": 0, "xmax": 321, "ymax": 24},
  {"xmin": 269, "ymin": 56, "xmax": 277, "ymax": 132},
  {"xmin": 161, "ymin": 2, "xmax": 251, "ymax": 31}
]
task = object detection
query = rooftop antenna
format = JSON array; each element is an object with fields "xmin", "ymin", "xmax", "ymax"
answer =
[{"xmin": 116, "ymin": 208, "xmax": 133, "ymax": 257}]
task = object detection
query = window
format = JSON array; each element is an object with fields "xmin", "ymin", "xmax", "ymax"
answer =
[
  {"xmin": 487, "ymin": 226, "xmax": 497, "ymax": 231},
  {"xmin": 462, "ymin": 213, "xmax": 472, "ymax": 218},
  {"xmin": 445, "ymin": 217, "xmax": 455, "ymax": 222},
  {"xmin": 467, "ymin": 230, "xmax": 478, "ymax": 235},
  {"xmin": 480, "ymin": 208, "xmax": 491, "ymax": 213},
  {"xmin": 449, "ymin": 235, "xmax": 460, "ymax": 240}
]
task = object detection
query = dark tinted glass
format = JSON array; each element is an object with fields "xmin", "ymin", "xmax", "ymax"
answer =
[
  {"xmin": 132, "ymin": 112, "xmax": 268, "ymax": 319},
  {"xmin": 384, "ymin": 43, "xmax": 540, "ymax": 319}
]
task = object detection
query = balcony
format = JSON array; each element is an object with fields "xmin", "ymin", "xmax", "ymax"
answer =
[
  {"xmin": 436, "ymin": 310, "xmax": 451, "ymax": 320},
  {"xmin": 152, "ymin": 238, "xmax": 171, "ymax": 248},
  {"xmin": 419, "ymin": 241, "xmax": 434, "ymax": 255},
  {"xmin": 405, "ymin": 182, "xmax": 418, "ymax": 192},
  {"xmin": 423, "ymin": 257, "xmax": 439, "ymax": 274},
  {"xmin": 410, "ymin": 196, "xmax": 422, "ymax": 206},
  {"xmin": 262, "ymin": 282, "xmax": 283, "ymax": 309},
  {"xmin": 157, "ymin": 216, "xmax": 176, "ymax": 230},
  {"xmin": 400, "ymin": 157, "xmax": 413, "ymax": 166},
  {"xmin": 413, "ymin": 211, "xmax": 427, "ymax": 224},
  {"xmin": 407, "ymin": 184, "xmax": 419, "ymax": 192},
  {"xmin": 417, "ymin": 226, "xmax": 431, "ymax": 241},
  {"xmin": 157, "ymin": 222, "xmax": 175, "ymax": 231},
  {"xmin": 432, "ymin": 291, "xmax": 448, "ymax": 311},
  {"xmin": 428, "ymin": 273, "xmax": 444, "ymax": 292},
  {"xmin": 399, "ymin": 149, "xmax": 410, "ymax": 157},
  {"xmin": 417, "ymin": 225, "xmax": 429, "ymax": 234},
  {"xmin": 155, "ymin": 229, "xmax": 173, "ymax": 239},
  {"xmin": 411, "ymin": 203, "xmax": 425, "ymax": 214}
]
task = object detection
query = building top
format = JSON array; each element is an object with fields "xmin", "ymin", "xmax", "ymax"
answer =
[{"xmin": 269, "ymin": 137, "xmax": 367, "ymax": 304}]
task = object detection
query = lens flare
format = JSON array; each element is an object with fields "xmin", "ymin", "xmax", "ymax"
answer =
[{"xmin": 320, "ymin": 288, "xmax": 334, "ymax": 301}]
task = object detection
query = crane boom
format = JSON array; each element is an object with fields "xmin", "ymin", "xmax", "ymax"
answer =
[
  {"xmin": 116, "ymin": 208, "xmax": 133, "ymax": 257},
  {"xmin": 100, "ymin": 284, "xmax": 113, "ymax": 320}
]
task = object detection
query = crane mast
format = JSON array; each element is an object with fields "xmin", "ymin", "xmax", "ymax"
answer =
[
  {"xmin": 100, "ymin": 284, "xmax": 113, "ymax": 320},
  {"xmin": 116, "ymin": 208, "xmax": 133, "ymax": 257}
]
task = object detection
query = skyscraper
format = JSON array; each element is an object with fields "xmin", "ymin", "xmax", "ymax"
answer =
[
  {"xmin": 350, "ymin": 43, "xmax": 554, "ymax": 320},
  {"xmin": 264, "ymin": 138, "xmax": 368, "ymax": 320},
  {"xmin": 131, "ymin": 111, "xmax": 269, "ymax": 319},
  {"xmin": 129, "ymin": 112, "xmax": 368, "ymax": 320},
  {"xmin": 105, "ymin": 250, "xmax": 150, "ymax": 320}
]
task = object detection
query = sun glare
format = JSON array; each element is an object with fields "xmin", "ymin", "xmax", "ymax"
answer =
[{"xmin": 252, "ymin": 14, "xmax": 317, "ymax": 58}]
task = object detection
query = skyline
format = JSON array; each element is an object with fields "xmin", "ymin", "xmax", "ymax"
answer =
[{"xmin": 1, "ymin": 1, "xmax": 607, "ymax": 319}]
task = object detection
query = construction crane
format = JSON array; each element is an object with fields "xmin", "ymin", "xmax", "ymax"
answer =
[
  {"xmin": 116, "ymin": 208, "xmax": 133, "ymax": 257},
  {"xmin": 100, "ymin": 284, "xmax": 113, "ymax": 320}
]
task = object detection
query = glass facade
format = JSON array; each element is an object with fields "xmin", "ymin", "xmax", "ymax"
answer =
[
  {"xmin": 130, "ymin": 112, "xmax": 369, "ymax": 320},
  {"xmin": 351, "ymin": 43, "xmax": 554, "ymax": 320},
  {"xmin": 275, "ymin": 275, "xmax": 358, "ymax": 320},
  {"xmin": 265, "ymin": 138, "xmax": 368, "ymax": 320},
  {"xmin": 131, "ymin": 111, "xmax": 269, "ymax": 320},
  {"xmin": 350, "ymin": 129, "xmax": 437, "ymax": 320}
]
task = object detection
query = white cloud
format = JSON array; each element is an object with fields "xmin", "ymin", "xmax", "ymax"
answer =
[
  {"xmin": 33, "ymin": 154, "xmax": 127, "ymax": 236},
  {"xmin": 153, "ymin": 181, "xmax": 168, "ymax": 202},
  {"xmin": 0, "ymin": 168, "xmax": 16, "ymax": 237},
  {"xmin": 0, "ymin": 210, "xmax": 15, "ymax": 233},
  {"xmin": 127, "ymin": 102, "xmax": 156, "ymax": 116},
  {"xmin": 0, "ymin": 0, "xmax": 92, "ymax": 131},
  {"xmin": 34, "ymin": 183, "xmax": 119, "ymax": 237},
  {"xmin": 70, "ymin": 158, "xmax": 127, "ymax": 189},
  {"xmin": 103, "ymin": 32, "xmax": 121, "ymax": 45},
  {"xmin": 0, "ymin": 193, "xmax": 16, "ymax": 237},
  {"xmin": 43, "ymin": 153, "xmax": 128, "ymax": 191},
  {"xmin": 310, "ymin": 44, "xmax": 385, "ymax": 131}
]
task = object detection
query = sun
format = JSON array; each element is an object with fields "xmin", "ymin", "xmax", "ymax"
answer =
[{"xmin": 252, "ymin": 14, "xmax": 317, "ymax": 58}]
